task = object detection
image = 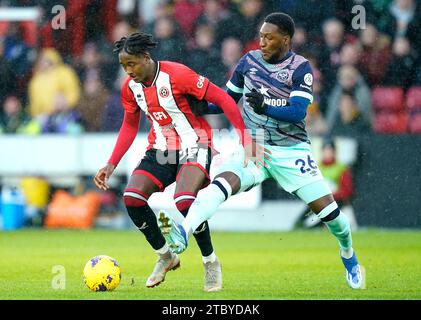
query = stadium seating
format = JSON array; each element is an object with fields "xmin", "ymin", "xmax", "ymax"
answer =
[
  {"xmin": 372, "ymin": 87, "xmax": 406, "ymax": 112},
  {"xmin": 372, "ymin": 87, "xmax": 408, "ymax": 134},
  {"xmin": 406, "ymin": 86, "xmax": 421, "ymax": 112},
  {"xmin": 373, "ymin": 112, "xmax": 408, "ymax": 134},
  {"xmin": 408, "ymin": 113, "xmax": 421, "ymax": 134},
  {"xmin": 405, "ymin": 86, "xmax": 421, "ymax": 134}
]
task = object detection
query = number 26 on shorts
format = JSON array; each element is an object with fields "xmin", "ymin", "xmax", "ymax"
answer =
[{"xmin": 295, "ymin": 155, "xmax": 318, "ymax": 174}]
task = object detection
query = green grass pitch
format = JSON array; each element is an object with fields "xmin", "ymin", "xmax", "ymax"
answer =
[{"xmin": 0, "ymin": 228, "xmax": 420, "ymax": 300}]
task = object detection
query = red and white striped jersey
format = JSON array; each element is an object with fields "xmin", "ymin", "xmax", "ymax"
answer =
[{"xmin": 120, "ymin": 61, "xmax": 213, "ymax": 151}]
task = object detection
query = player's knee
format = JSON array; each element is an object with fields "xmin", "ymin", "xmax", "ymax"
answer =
[
  {"xmin": 316, "ymin": 201, "xmax": 339, "ymax": 222},
  {"xmin": 213, "ymin": 172, "xmax": 239, "ymax": 197},
  {"xmin": 123, "ymin": 188, "xmax": 149, "ymax": 208},
  {"xmin": 174, "ymin": 192, "xmax": 196, "ymax": 216},
  {"xmin": 215, "ymin": 172, "xmax": 240, "ymax": 192}
]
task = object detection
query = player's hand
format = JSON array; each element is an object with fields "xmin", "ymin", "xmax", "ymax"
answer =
[
  {"xmin": 93, "ymin": 163, "xmax": 116, "ymax": 191},
  {"xmin": 244, "ymin": 140, "xmax": 272, "ymax": 169},
  {"xmin": 245, "ymin": 88, "xmax": 267, "ymax": 115}
]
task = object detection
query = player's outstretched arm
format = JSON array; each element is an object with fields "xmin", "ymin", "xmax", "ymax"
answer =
[
  {"xmin": 94, "ymin": 163, "xmax": 116, "ymax": 191},
  {"xmin": 204, "ymin": 82, "xmax": 252, "ymax": 145},
  {"xmin": 93, "ymin": 110, "xmax": 140, "ymax": 190},
  {"xmin": 245, "ymin": 88, "xmax": 309, "ymax": 123},
  {"xmin": 204, "ymin": 88, "xmax": 243, "ymax": 115},
  {"xmin": 204, "ymin": 83, "xmax": 271, "ymax": 167}
]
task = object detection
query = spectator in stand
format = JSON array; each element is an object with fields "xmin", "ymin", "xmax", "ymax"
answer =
[
  {"xmin": 339, "ymin": 42, "xmax": 362, "ymax": 68},
  {"xmin": 211, "ymin": 3, "xmax": 245, "ymax": 45},
  {"xmin": 0, "ymin": 96, "xmax": 31, "ymax": 134},
  {"xmin": 383, "ymin": 36, "xmax": 417, "ymax": 90},
  {"xmin": 84, "ymin": 0, "xmax": 118, "ymax": 44},
  {"xmin": 28, "ymin": 48, "xmax": 81, "ymax": 122},
  {"xmin": 39, "ymin": 0, "xmax": 118, "ymax": 59},
  {"xmin": 151, "ymin": 16, "xmax": 186, "ymax": 63},
  {"xmin": 1, "ymin": 21, "xmax": 35, "ymax": 98},
  {"xmin": 42, "ymin": 93, "xmax": 83, "ymax": 134},
  {"xmin": 326, "ymin": 65, "xmax": 372, "ymax": 132},
  {"xmin": 371, "ymin": 0, "xmax": 396, "ymax": 32},
  {"xmin": 305, "ymin": 61, "xmax": 328, "ymax": 136},
  {"xmin": 75, "ymin": 42, "xmax": 113, "ymax": 92},
  {"xmin": 96, "ymin": 20, "xmax": 136, "ymax": 91},
  {"xmin": 280, "ymin": 0, "xmax": 335, "ymax": 41},
  {"xmin": 329, "ymin": 92, "xmax": 372, "ymax": 138},
  {"xmin": 416, "ymin": 65, "xmax": 421, "ymax": 86},
  {"xmin": 139, "ymin": 0, "xmax": 169, "ymax": 27},
  {"xmin": 196, "ymin": 0, "xmax": 230, "ymax": 32},
  {"xmin": 0, "ymin": 37, "xmax": 17, "ymax": 106},
  {"xmin": 306, "ymin": 102, "xmax": 328, "ymax": 138},
  {"xmin": 359, "ymin": 23, "xmax": 392, "ymax": 87},
  {"xmin": 291, "ymin": 24, "xmax": 319, "ymax": 57},
  {"xmin": 318, "ymin": 18, "xmax": 346, "ymax": 98},
  {"xmin": 220, "ymin": 37, "xmax": 244, "ymax": 82},
  {"xmin": 236, "ymin": 0, "xmax": 267, "ymax": 45},
  {"xmin": 102, "ymin": 72, "xmax": 126, "ymax": 132},
  {"xmin": 188, "ymin": 24, "xmax": 226, "ymax": 87},
  {"xmin": 381, "ymin": 0, "xmax": 421, "ymax": 51},
  {"xmin": 198, "ymin": 36, "xmax": 245, "ymax": 131},
  {"xmin": 294, "ymin": 137, "xmax": 358, "ymax": 230},
  {"xmin": 75, "ymin": 73, "xmax": 110, "ymax": 132},
  {"xmin": 142, "ymin": 1, "xmax": 172, "ymax": 36},
  {"xmin": 334, "ymin": 0, "xmax": 377, "ymax": 34},
  {"xmin": 116, "ymin": 0, "xmax": 140, "ymax": 26},
  {"xmin": 173, "ymin": 0, "xmax": 204, "ymax": 42}
]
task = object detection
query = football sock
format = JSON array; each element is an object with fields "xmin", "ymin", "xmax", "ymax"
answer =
[
  {"xmin": 202, "ymin": 251, "xmax": 217, "ymax": 264},
  {"xmin": 318, "ymin": 202, "xmax": 353, "ymax": 253},
  {"xmin": 123, "ymin": 189, "xmax": 166, "ymax": 251},
  {"xmin": 181, "ymin": 177, "xmax": 232, "ymax": 236},
  {"xmin": 175, "ymin": 192, "xmax": 214, "ymax": 257},
  {"xmin": 155, "ymin": 243, "xmax": 170, "ymax": 255},
  {"xmin": 192, "ymin": 221, "xmax": 214, "ymax": 257}
]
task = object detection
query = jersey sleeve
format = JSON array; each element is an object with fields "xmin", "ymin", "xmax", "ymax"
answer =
[
  {"xmin": 290, "ymin": 61, "xmax": 314, "ymax": 103},
  {"xmin": 172, "ymin": 64, "xmax": 210, "ymax": 100},
  {"xmin": 226, "ymin": 54, "xmax": 247, "ymax": 94},
  {"xmin": 120, "ymin": 78, "xmax": 139, "ymax": 113}
]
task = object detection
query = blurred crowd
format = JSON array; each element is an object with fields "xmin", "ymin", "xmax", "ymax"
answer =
[{"xmin": 1, "ymin": 0, "xmax": 421, "ymax": 139}]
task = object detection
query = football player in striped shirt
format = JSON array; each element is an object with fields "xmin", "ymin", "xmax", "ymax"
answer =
[
  {"xmin": 93, "ymin": 32, "xmax": 257, "ymax": 291},
  {"xmin": 161, "ymin": 13, "xmax": 365, "ymax": 290}
]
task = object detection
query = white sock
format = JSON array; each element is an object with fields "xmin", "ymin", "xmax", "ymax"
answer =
[
  {"xmin": 181, "ymin": 178, "xmax": 231, "ymax": 236},
  {"xmin": 155, "ymin": 243, "xmax": 170, "ymax": 255},
  {"xmin": 340, "ymin": 247, "xmax": 354, "ymax": 259},
  {"xmin": 202, "ymin": 252, "xmax": 217, "ymax": 263}
]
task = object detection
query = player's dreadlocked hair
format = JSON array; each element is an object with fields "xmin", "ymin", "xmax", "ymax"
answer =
[
  {"xmin": 113, "ymin": 32, "xmax": 158, "ymax": 55},
  {"xmin": 264, "ymin": 12, "xmax": 295, "ymax": 38}
]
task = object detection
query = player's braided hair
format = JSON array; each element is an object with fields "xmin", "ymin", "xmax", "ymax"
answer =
[
  {"xmin": 264, "ymin": 12, "xmax": 295, "ymax": 38},
  {"xmin": 113, "ymin": 32, "xmax": 158, "ymax": 55}
]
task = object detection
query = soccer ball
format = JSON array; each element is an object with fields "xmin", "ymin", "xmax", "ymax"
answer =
[{"xmin": 83, "ymin": 255, "xmax": 121, "ymax": 292}]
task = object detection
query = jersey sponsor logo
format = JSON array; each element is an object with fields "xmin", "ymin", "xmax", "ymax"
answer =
[
  {"xmin": 264, "ymin": 97, "xmax": 288, "ymax": 107},
  {"xmin": 148, "ymin": 106, "xmax": 173, "ymax": 126},
  {"xmin": 300, "ymin": 84, "xmax": 312, "ymax": 91},
  {"xmin": 276, "ymin": 70, "xmax": 289, "ymax": 82},
  {"xmin": 159, "ymin": 86, "xmax": 170, "ymax": 98},
  {"xmin": 304, "ymin": 73, "xmax": 313, "ymax": 86},
  {"xmin": 197, "ymin": 76, "xmax": 205, "ymax": 89}
]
